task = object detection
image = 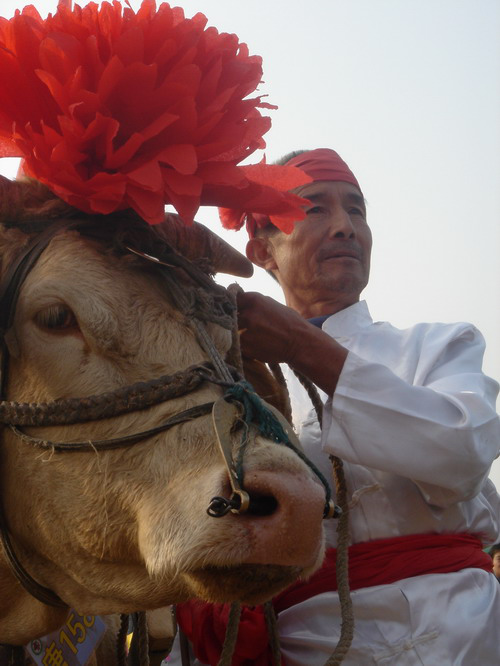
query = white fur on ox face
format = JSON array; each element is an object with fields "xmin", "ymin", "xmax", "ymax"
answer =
[{"xmin": 1, "ymin": 226, "xmax": 326, "ymax": 627}]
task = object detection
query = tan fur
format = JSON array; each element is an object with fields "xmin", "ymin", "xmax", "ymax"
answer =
[
  {"xmin": 93, "ymin": 614, "xmax": 122, "ymax": 666},
  {"xmin": 0, "ymin": 220, "xmax": 325, "ymax": 649}
]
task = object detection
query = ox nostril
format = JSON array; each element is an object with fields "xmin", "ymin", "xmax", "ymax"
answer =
[
  {"xmin": 206, "ymin": 491, "xmax": 278, "ymax": 517},
  {"xmin": 247, "ymin": 493, "xmax": 278, "ymax": 517}
]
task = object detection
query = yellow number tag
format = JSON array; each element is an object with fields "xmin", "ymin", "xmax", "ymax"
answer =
[{"xmin": 25, "ymin": 611, "xmax": 105, "ymax": 666}]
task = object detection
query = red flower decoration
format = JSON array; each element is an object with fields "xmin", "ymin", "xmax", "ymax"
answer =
[
  {"xmin": 0, "ymin": 0, "xmax": 310, "ymax": 228},
  {"xmin": 218, "ymin": 159, "xmax": 313, "ymax": 234}
]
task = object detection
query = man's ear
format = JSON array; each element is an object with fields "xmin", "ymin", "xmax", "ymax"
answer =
[{"xmin": 246, "ymin": 237, "xmax": 278, "ymax": 271}]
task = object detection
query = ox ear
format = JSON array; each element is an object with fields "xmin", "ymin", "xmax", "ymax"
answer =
[
  {"xmin": 0, "ymin": 223, "xmax": 28, "ymax": 359},
  {"xmin": 0, "ymin": 222, "xmax": 30, "ymax": 290},
  {"xmin": 4, "ymin": 328, "xmax": 20, "ymax": 358},
  {"xmin": 155, "ymin": 213, "xmax": 253, "ymax": 278}
]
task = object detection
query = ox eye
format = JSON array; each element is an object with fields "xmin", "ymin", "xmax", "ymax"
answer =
[{"xmin": 34, "ymin": 305, "xmax": 79, "ymax": 333}]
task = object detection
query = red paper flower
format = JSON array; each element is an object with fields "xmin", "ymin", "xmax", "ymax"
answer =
[
  {"xmin": 0, "ymin": 0, "xmax": 310, "ymax": 228},
  {"xmin": 218, "ymin": 160, "xmax": 313, "ymax": 234}
]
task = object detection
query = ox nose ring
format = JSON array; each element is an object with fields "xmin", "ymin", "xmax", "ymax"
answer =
[
  {"xmin": 206, "ymin": 491, "xmax": 249, "ymax": 518},
  {"xmin": 208, "ymin": 398, "xmax": 251, "ymax": 517},
  {"xmin": 207, "ymin": 393, "xmax": 341, "ymax": 520}
]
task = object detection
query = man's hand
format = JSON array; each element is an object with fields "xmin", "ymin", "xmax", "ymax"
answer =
[
  {"xmin": 237, "ymin": 291, "xmax": 311, "ymax": 366},
  {"xmin": 236, "ymin": 291, "xmax": 348, "ymax": 396}
]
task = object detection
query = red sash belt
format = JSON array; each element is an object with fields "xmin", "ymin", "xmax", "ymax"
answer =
[{"xmin": 176, "ymin": 532, "xmax": 491, "ymax": 666}]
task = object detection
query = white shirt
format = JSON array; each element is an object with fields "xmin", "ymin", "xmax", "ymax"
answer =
[
  {"xmin": 168, "ymin": 301, "xmax": 500, "ymax": 665},
  {"xmin": 281, "ymin": 301, "xmax": 500, "ymax": 665},
  {"xmin": 290, "ymin": 300, "xmax": 500, "ymax": 547}
]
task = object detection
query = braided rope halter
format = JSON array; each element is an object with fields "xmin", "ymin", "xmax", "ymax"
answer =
[{"xmin": 0, "ymin": 216, "xmax": 340, "ymax": 665}]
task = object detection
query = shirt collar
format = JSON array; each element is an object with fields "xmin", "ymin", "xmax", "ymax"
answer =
[
  {"xmin": 308, "ymin": 314, "xmax": 331, "ymax": 328},
  {"xmin": 320, "ymin": 300, "xmax": 373, "ymax": 338}
]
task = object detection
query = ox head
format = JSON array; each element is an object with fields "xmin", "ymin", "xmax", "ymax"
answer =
[{"xmin": 0, "ymin": 178, "xmax": 326, "ymax": 643}]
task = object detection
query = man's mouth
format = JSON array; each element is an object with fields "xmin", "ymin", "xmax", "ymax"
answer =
[
  {"xmin": 327, "ymin": 253, "xmax": 359, "ymax": 259},
  {"xmin": 319, "ymin": 249, "xmax": 362, "ymax": 262}
]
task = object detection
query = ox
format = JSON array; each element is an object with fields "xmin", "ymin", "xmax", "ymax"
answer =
[{"xmin": 0, "ymin": 178, "xmax": 327, "ymax": 650}]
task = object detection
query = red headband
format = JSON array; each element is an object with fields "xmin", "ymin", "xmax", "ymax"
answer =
[
  {"xmin": 285, "ymin": 148, "xmax": 361, "ymax": 192},
  {"xmin": 219, "ymin": 148, "xmax": 362, "ymax": 236}
]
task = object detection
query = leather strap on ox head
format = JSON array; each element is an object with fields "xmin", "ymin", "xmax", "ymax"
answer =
[
  {"xmin": 0, "ymin": 220, "xmax": 78, "ymax": 399},
  {"xmin": 0, "ymin": 221, "xmax": 77, "ymax": 607},
  {"xmin": 0, "ymin": 219, "xmax": 142, "ymax": 608}
]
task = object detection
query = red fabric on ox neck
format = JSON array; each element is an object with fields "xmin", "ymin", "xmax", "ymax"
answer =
[
  {"xmin": 175, "ymin": 532, "xmax": 491, "ymax": 666},
  {"xmin": 247, "ymin": 148, "xmax": 362, "ymax": 237},
  {"xmin": 175, "ymin": 602, "xmax": 286, "ymax": 666}
]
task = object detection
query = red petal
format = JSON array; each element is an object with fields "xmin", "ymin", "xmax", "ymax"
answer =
[
  {"xmin": 126, "ymin": 183, "xmax": 165, "ymax": 224},
  {"xmin": 158, "ymin": 144, "xmax": 197, "ymax": 175},
  {"xmin": 218, "ymin": 207, "xmax": 245, "ymax": 231},
  {"xmin": 162, "ymin": 169, "xmax": 203, "ymax": 196},
  {"xmin": 140, "ymin": 111, "xmax": 179, "ymax": 142},
  {"xmin": 197, "ymin": 161, "xmax": 245, "ymax": 187},
  {"xmin": 127, "ymin": 160, "xmax": 163, "ymax": 191},
  {"xmin": 105, "ymin": 132, "xmax": 144, "ymax": 170},
  {"xmin": 0, "ymin": 137, "xmax": 21, "ymax": 157},
  {"xmin": 38, "ymin": 33, "xmax": 82, "ymax": 84},
  {"xmin": 97, "ymin": 55, "xmax": 125, "ymax": 103},
  {"xmin": 240, "ymin": 162, "xmax": 312, "ymax": 191}
]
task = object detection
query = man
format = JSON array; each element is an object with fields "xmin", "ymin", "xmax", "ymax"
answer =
[
  {"xmin": 170, "ymin": 148, "xmax": 500, "ymax": 665},
  {"xmin": 490, "ymin": 543, "xmax": 500, "ymax": 581}
]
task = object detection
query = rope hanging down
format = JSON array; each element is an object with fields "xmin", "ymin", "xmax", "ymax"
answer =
[{"xmin": 291, "ymin": 370, "xmax": 354, "ymax": 665}]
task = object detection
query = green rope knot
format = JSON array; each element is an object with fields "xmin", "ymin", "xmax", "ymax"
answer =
[
  {"xmin": 224, "ymin": 380, "xmax": 289, "ymax": 444},
  {"xmin": 223, "ymin": 381, "xmax": 291, "ymax": 488}
]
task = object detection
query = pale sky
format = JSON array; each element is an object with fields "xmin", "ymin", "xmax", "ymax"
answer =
[{"xmin": 1, "ymin": 1, "xmax": 499, "ymax": 488}]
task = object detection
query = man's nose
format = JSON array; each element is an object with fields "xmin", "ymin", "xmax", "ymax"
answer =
[{"xmin": 327, "ymin": 210, "xmax": 356, "ymax": 239}]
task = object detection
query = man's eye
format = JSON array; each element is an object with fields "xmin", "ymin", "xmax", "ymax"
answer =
[
  {"xmin": 349, "ymin": 207, "xmax": 365, "ymax": 217},
  {"xmin": 306, "ymin": 206, "xmax": 324, "ymax": 215},
  {"xmin": 34, "ymin": 305, "xmax": 78, "ymax": 332}
]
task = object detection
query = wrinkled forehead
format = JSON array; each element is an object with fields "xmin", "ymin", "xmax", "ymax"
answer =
[
  {"xmin": 286, "ymin": 148, "xmax": 362, "ymax": 194},
  {"xmin": 293, "ymin": 180, "xmax": 365, "ymax": 208}
]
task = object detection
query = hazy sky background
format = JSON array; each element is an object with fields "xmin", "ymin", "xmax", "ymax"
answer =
[{"xmin": 1, "ymin": 1, "xmax": 499, "ymax": 487}]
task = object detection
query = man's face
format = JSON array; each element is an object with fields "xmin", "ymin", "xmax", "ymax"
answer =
[
  {"xmin": 493, "ymin": 552, "xmax": 500, "ymax": 579},
  {"xmin": 256, "ymin": 180, "xmax": 372, "ymax": 318}
]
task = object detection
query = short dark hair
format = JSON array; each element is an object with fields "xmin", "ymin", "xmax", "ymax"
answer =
[
  {"xmin": 273, "ymin": 149, "xmax": 308, "ymax": 167},
  {"xmin": 489, "ymin": 543, "xmax": 500, "ymax": 558}
]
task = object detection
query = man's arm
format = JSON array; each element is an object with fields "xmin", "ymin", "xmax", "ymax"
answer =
[
  {"xmin": 236, "ymin": 291, "xmax": 348, "ymax": 396},
  {"xmin": 237, "ymin": 291, "xmax": 500, "ymax": 507}
]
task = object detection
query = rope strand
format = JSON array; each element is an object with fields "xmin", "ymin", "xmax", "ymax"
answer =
[
  {"xmin": 226, "ymin": 283, "xmax": 245, "ymax": 376},
  {"xmin": 324, "ymin": 455, "xmax": 353, "ymax": 665},
  {"xmin": 291, "ymin": 369, "xmax": 354, "ymax": 666},
  {"xmin": 137, "ymin": 611, "xmax": 150, "ymax": 666},
  {"xmin": 116, "ymin": 614, "xmax": 129, "ymax": 666},
  {"xmin": 264, "ymin": 601, "xmax": 282, "ymax": 666},
  {"xmin": 217, "ymin": 602, "xmax": 242, "ymax": 666},
  {"xmin": 291, "ymin": 369, "xmax": 325, "ymax": 428},
  {"xmin": 268, "ymin": 362, "xmax": 293, "ymax": 424}
]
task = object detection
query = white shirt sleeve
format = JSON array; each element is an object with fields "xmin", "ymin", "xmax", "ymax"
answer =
[{"xmin": 322, "ymin": 323, "xmax": 500, "ymax": 507}]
